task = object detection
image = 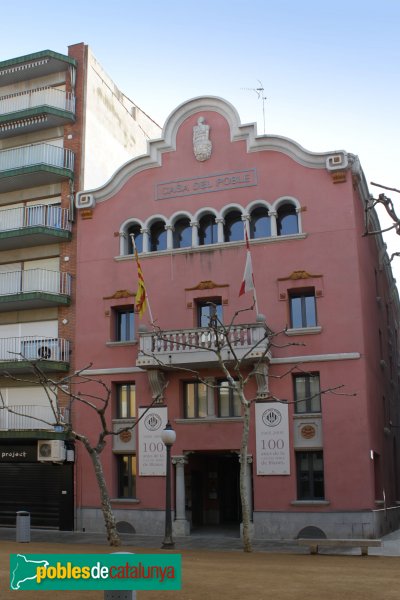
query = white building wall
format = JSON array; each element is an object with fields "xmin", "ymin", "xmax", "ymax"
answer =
[{"xmin": 82, "ymin": 48, "xmax": 161, "ymax": 190}]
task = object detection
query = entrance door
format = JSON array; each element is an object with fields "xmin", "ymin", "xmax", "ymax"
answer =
[{"xmin": 188, "ymin": 453, "xmax": 240, "ymax": 529}]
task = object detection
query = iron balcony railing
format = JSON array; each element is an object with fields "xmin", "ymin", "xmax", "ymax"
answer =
[
  {"xmin": 0, "ymin": 204, "xmax": 71, "ymax": 233},
  {"xmin": 0, "ymin": 269, "xmax": 71, "ymax": 297},
  {"xmin": 0, "ymin": 336, "xmax": 70, "ymax": 363},
  {"xmin": 0, "ymin": 405, "xmax": 70, "ymax": 430},
  {"xmin": 137, "ymin": 323, "xmax": 270, "ymax": 367},
  {"xmin": 0, "ymin": 87, "xmax": 75, "ymax": 116},
  {"xmin": 0, "ymin": 143, "xmax": 74, "ymax": 172}
]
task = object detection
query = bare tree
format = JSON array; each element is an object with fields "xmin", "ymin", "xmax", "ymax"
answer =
[
  {"xmin": 139, "ymin": 303, "xmax": 353, "ymax": 553},
  {"xmin": 0, "ymin": 360, "xmax": 161, "ymax": 547},
  {"xmin": 365, "ymin": 182, "xmax": 400, "ymax": 261}
]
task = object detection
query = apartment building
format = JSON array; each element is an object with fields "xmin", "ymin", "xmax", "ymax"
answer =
[{"xmin": 0, "ymin": 44, "xmax": 160, "ymax": 529}]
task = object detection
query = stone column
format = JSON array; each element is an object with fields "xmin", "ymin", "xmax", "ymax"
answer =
[
  {"xmin": 172, "ymin": 455, "xmax": 190, "ymax": 535},
  {"xmin": 269, "ymin": 210, "xmax": 277, "ymax": 236},
  {"xmin": 141, "ymin": 227, "xmax": 149, "ymax": 253},
  {"xmin": 190, "ymin": 220, "xmax": 199, "ymax": 247},
  {"xmin": 165, "ymin": 224, "xmax": 174, "ymax": 250},
  {"xmin": 215, "ymin": 217, "xmax": 224, "ymax": 243}
]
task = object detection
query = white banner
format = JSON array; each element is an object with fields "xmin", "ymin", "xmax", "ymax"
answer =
[
  {"xmin": 138, "ymin": 406, "xmax": 168, "ymax": 476},
  {"xmin": 255, "ymin": 402, "xmax": 290, "ymax": 475}
]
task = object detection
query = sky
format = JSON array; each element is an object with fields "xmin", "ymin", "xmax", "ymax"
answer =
[{"xmin": 2, "ymin": 0, "xmax": 400, "ymax": 276}]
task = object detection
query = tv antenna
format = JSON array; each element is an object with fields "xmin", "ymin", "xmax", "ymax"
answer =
[{"xmin": 242, "ymin": 80, "xmax": 267, "ymax": 134}]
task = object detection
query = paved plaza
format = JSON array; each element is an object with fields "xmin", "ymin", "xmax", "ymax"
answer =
[{"xmin": 0, "ymin": 527, "xmax": 399, "ymax": 599}]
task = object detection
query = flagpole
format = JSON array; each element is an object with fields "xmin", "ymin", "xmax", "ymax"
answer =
[
  {"xmin": 130, "ymin": 234, "xmax": 155, "ymax": 324},
  {"xmin": 240, "ymin": 221, "xmax": 259, "ymax": 314}
]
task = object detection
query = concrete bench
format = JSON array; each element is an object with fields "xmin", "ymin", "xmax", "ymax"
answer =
[{"xmin": 298, "ymin": 538, "xmax": 382, "ymax": 556}]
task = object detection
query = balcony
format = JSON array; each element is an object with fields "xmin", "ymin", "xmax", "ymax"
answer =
[
  {"xmin": 0, "ymin": 49, "xmax": 76, "ymax": 87},
  {"xmin": 0, "ymin": 143, "xmax": 74, "ymax": 193},
  {"xmin": 0, "ymin": 204, "xmax": 71, "ymax": 250},
  {"xmin": 137, "ymin": 323, "xmax": 271, "ymax": 369},
  {"xmin": 0, "ymin": 268, "xmax": 71, "ymax": 311},
  {"xmin": 0, "ymin": 87, "xmax": 75, "ymax": 138},
  {"xmin": 0, "ymin": 336, "xmax": 70, "ymax": 373},
  {"xmin": 0, "ymin": 405, "xmax": 70, "ymax": 432}
]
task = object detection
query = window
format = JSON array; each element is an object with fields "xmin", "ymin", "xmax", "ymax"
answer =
[
  {"xmin": 173, "ymin": 218, "xmax": 192, "ymax": 249},
  {"xmin": 277, "ymin": 203, "xmax": 298, "ymax": 235},
  {"xmin": 149, "ymin": 220, "xmax": 167, "ymax": 251},
  {"xmin": 115, "ymin": 307, "xmax": 134, "ymax": 341},
  {"xmin": 289, "ymin": 289, "xmax": 317, "ymax": 328},
  {"xmin": 126, "ymin": 223, "xmax": 143, "ymax": 254},
  {"xmin": 223, "ymin": 210, "xmax": 243, "ymax": 242},
  {"xmin": 218, "ymin": 381, "xmax": 241, "ymax": 417},
  {"xmin": 294, "ymin": 374, "xmax": 321, "ymax": 413},
  {"xmin": 198, "ymin": 214, "xmax": 218, "ymax": 245},
  {"xmin": 296, "ymin": 451, "xmax": 324, "ymax": 500},
  {"xmin": 197, "ymin": 299, "xmax": 223, "ymax": 327},
  {"xmin": 117, "ymin": 455, "xmax": 136, "ymax": 498},
  {"xmin": 250, "ymin": 207, "xmax": 271, "ymax": 239},
  {"xmin": 116, "ymin": 383, "xmax": 136, "ymax": 418},
  {"xmin": 184, "ymin": 382, "xmax": 207, "ymax": 418}
]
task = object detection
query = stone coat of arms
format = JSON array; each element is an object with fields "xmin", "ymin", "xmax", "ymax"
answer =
[{"xmin": 193, "ymin": 116, "xmax": 212, "ymax": 162}]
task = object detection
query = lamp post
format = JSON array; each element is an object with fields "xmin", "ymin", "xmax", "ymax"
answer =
[{"xmin": 161, "ymin": 421, "xmax": 176, "ymax": 549}]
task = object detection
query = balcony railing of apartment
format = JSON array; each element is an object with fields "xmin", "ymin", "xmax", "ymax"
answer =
[
  {"xmin": 0, "ymin": 405, "xmax": 70, "ymax": 431},
  {"xmin": 137, "ymin": 323, "xmax": 270, "ymax": 368},
  {"xmin": 0, "ymin": 205, "xmax": 72, "ymax": 250},
  {"xmin": 0, "ymin": 143, "xmax": 74, "ymax": 192},
  {"xmin": 0, "ymin": 268, "xmax": 71, "ymax": 303},
  {"xmin": 0, "ymin": 143, "xmax": 74, "ymax": 172},
  {"xmin": 0, "ymin": 336, "xmax": 70, "ymax": 371},
  {"xmin": 0, "ymin": 87, "xmax": 75, "ymax": 116}
]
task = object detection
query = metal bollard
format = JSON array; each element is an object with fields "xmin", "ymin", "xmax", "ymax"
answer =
[
  {"xmin": 16, "ymin": 511, "xmax": 30, "ymax": 543},
  {"xmin": 104, "ymin": 552, "xmax": 136, "ymax": 600}
]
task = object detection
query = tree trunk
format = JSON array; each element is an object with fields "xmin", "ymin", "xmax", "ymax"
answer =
[
  {"xmin": 87, "ymin": 445, "xmax": 121, "ymax": 546},
  {"xmin": 240, "ymin": 399, "xmax": 252, "ymax": 552}
]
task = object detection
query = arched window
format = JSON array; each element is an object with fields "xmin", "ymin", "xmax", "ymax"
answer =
[
  {"xmin": 277, "ymin": 203, "xmax": 298, "ymax": 236},
  {"xmin": 149, "ymin": 220, "xmax": 167, "ymax": 252},
  {"xmin": 198, "ymin": 214, "xmax": 218, "ymax": 245},
  {"xmin": 173, "ymin": 218, "xmax": 192, "ymax": 249},
  {"xmin": 249, "ymin": 207, "xmax": 271, "ymax": 239},
  {"xmin": 126, "ymin": 223, "xmax": 143, "ymax": 254},
  {"xmin": 224, "ymin": 210, "xmax": 243, "ymax": 242}
]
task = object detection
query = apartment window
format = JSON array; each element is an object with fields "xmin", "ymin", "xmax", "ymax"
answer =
[
  {"xmin": 126, "ymin": 223, "xmax": 143, "ymax": 254},
  {"xmin": 250, "ymin": 207, "xmax": 271, "ymax": 239},
  {"xmin": 184, "ymin": 382, "xmax": 207, "ymax": 418},
  {"xmin": 173, "ymin": 218, "xmax": 192, "ymax": 249},
  {"xmin": 296, "ymin": 451, "xmax": 325, "ymax": 500},
  {"xmin": 289, "ymin": 289, "xmax": 317, "ymax": 328},
  {"xmin": 116, "ymin": 383, "xmax": 136, "ymax": 419},
  {"xmin": 197, "ymin": 299, "xmax": 223, "ymax": 327},
  {"xmin": 218, "ymin": 381, "xmax": 241, "ymax": 417},
  {"xmin": 294, "ymin": 373, "xmax": 321, "ymax": 414},
  {"xmin": 198, "ymin": 214, "xmax": 218, "ymax": 245},
  {"xmin": 115, "ymin": 307, "xmax": 134, "ymax": 342},
  {"xmin": 277, "ymin": 203, "xmax": 298, "ymax": 235},
  {"xmin": 224, "ymin": 210, "xmax": 243, "ymax": 242},
  {"xmin": 149, "ymin": 220, "xmax": 167, "ymax": 252},
  {"xmin": 117, "ymin": 455, "xmax": 136, "ymax": 498}
]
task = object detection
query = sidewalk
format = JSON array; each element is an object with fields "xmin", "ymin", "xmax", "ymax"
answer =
[{"xmin": 1, "ymin": 525, "xmax": 400, "ymax": 556}]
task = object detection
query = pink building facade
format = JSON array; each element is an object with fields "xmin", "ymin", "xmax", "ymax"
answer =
[{"xmin": 74, "ymin": 97, "xmax": 400, "ymax": 539}]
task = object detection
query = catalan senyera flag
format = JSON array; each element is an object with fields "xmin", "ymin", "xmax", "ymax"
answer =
[
  {"xmin": 239, "ymin": 227, "xmax": 255, "ymax": 297},
  {"xmin": 132, "ymin": 238, "xmax": 147, "ymax": 318}
]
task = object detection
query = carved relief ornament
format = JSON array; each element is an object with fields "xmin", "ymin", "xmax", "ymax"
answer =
[{"xmin": 193, "ymin": 117, "xmax": 212, "ymax": 162}]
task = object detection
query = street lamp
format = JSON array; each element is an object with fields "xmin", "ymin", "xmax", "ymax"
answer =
[{"xmin": 161, "ymin": 421, "xmax": 176, "ymax": 549}]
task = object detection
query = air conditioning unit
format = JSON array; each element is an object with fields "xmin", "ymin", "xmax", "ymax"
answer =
[{"xmin": 37, "ymin": 440, "xmax": 66, "ymax": 462}]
